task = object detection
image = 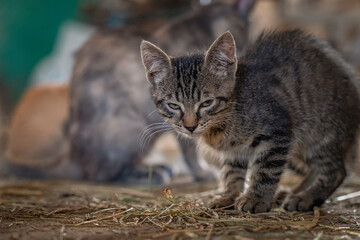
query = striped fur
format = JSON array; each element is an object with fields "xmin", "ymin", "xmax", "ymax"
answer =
[{"xmin": 141, "ymin": 30, "xmax": 360, "ymax": 213}]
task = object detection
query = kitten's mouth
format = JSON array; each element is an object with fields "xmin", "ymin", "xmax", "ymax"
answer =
[
  {"xmin": 173, "ymin": 127, "xmax": 199, "ymax": 138},
  {"xmin": 174, "ymin": 124, "xmax": 205, "ymax": 138},
  {"xmin": 180, "ymin": 130, "xmax": 203, "ymax": 138}
]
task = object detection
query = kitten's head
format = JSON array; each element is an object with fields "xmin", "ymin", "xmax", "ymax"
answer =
[{"xmin": 140, "ymin": 32, "xmax": 237, "ymax": 137}]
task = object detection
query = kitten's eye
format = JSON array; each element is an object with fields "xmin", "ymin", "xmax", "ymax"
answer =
[
  {"xmin": 200, "ymin": 99, "xmax": 214, "ymax": 108},
  {"xmin": 167, "ymin": 103, "xmax": 180, "ymax": 110}
]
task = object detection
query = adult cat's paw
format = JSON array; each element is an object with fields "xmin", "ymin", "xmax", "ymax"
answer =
[
  {"xmin": 209, "ymin": 195, "xmax": 235, "ymax": 209},
  {"xmin": 193, "ymin": 170, "xmax": 217, "ymax": 182},
  {"xmin": 235, "ymin": 194, "xmax": 271, "ymax": 213},
  {"xmin": 283, "ymin": 194, "xmax": 323, "ymax": 212}
]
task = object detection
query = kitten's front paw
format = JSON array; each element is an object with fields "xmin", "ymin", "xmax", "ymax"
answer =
[
  {"xmin": 209, "ymin": 195, "xmax": 235, "ymax": 209},
  {"xmin": 283, "ymin": 194, "xmax": 323, "ymax": 212},
  {"xmin": 235, "ymin": 194, "xmax": 271, "ymax": 213}
]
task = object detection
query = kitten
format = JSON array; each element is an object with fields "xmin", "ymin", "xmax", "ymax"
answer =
[
  {"xmin": 140, "ymin": 30, "xmax": 360, "ymax": 212},
  {"xmin": 68, "ymin": 0, "xmax": 256, "ymax": 183}
]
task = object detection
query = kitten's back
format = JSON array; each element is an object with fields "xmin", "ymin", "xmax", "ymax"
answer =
[
  {"xmin": 240, "ymin": 30, "xmax": 360, "ymax": 156},
  {"xmin": 242, "ymin": 29, "xmax": 359, "ymax": 122}
]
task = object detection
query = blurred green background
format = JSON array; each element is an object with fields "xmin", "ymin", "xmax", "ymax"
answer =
[{"xmin": 0, "ymin": 0, "xmax": 89, "ymax": 106}]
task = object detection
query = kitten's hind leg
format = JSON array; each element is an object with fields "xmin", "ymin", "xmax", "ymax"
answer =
[
  {"xmin": 283, "ymin": 144, "xmax": 346, "ymax": 212},
  {"xmin": 209, "ymin": 160, "xmax": 247, "ymax": 209},
  {"xmin": 274, "ymin": 174, "xmax": 309, "ymax": 207}
]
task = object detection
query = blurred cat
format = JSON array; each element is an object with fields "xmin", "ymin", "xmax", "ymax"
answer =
[
  {"xmin": 5, "ymin": 0, "xmax": 257, "ymax": 184},
  {"xmin": 68, "ymin": 0, "xmax": 256, "ymax": 184}
]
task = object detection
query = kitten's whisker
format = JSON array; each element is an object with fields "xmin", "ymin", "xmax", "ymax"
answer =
[
  {"xmin": 139, "ymin": 125, "xmax": 171, "ymax": 150},
  {"xmin": 139, "ymin": 126, "xmax": 156, "ymax": 146},
  {"xmin": 143, "ymin": 110, "xmax": 158, "ymax": 122},
  {"xmin": 174, "ymin": 132, "xmax": 181, "ymax": 142},
  {"xmin": 144, "ymin": 122, "xmax": 169, "ymax": 127},
  {"xmin": 139, "ymin": 123, "xmax": 172, "ymax": 150},
  {"xmin": 139, "ymin": 126, "xmax": 165, "ymax": 149},
  {"xmin": 138, "ymin": 122, "xmax": 170, "ymax": 144},
  {"xmin": 141, "ymin": 128, "xmax": 171, "ymax": 152}
]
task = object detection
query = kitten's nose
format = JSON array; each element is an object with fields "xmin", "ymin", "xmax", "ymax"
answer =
[{"xmin": 184, "ymin": 125, "xmax": 197, "ymax": 133}]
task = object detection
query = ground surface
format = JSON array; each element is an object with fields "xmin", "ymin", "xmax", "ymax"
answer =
[{"xmin": 0, "ymin": 174, "xmax": 359, "ymax": 240}]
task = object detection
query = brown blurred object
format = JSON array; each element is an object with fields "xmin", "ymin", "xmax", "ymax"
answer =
[
  {"xmin": 5, "ymin": 86, "xmax": 69, "ymax": 169},
  {"xmin": 0, "ymin": 95, "xmax": 4, "ymax": 151},
  {"xmin": 0, "ymin": 81, "xmax": 11, "ymax": 153}
]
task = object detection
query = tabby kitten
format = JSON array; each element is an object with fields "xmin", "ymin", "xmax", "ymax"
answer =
[{"xmin": 140, "ymin": 30, "xmax": 360, "ymax": 212}]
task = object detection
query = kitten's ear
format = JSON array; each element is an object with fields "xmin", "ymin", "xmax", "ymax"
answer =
[
  {"xmin": 140, "ymin": 41, "xmax": 171, "ymax": 85},
  {"xmin": 204, "ymin": 31, "xmax": 237, "ymax": 78}
]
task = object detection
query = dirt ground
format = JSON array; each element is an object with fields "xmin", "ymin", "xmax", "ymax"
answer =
[{"xmin": 0, "ymin": 172, "xmax": 360, "ymax": 240}]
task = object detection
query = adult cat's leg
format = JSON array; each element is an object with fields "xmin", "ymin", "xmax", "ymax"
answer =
[
  {"xmin": 118, "ymin": 164, "xmax": 172, "ymax": 185},
  {"xmin": 235, "ymin": 134, "xmax": 291, "ymax": 213},
  {"xmin": 209, "ymin": 160, "xmax": 247, "ymax": 209},
  {"xmin": 283, "ymin": 143, "xmax": 346, "ymax": 212},
  {"xmin": 116, "ymin": 123, "xmax": 173, "ymax": 185},
  {"xmin": 177, "ymin": 137, "xmax": 216, "ymax": 181}
]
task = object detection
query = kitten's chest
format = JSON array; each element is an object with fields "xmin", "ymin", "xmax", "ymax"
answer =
[
  {"xmin": 202, "ymin": 126, "xmax": 250, "ymax": 149},
  {"xmin": 198, "ymin": 128, "xmax": 254, "ymax": 162},
  {"xmin": 201, "ymin": 127, "xmax": 227, "ymax": 149}
]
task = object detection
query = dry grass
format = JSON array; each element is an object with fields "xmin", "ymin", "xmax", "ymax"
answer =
[{"xmin": 0, "ymin": 176, "xmax": 359, "ymax": 239}]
